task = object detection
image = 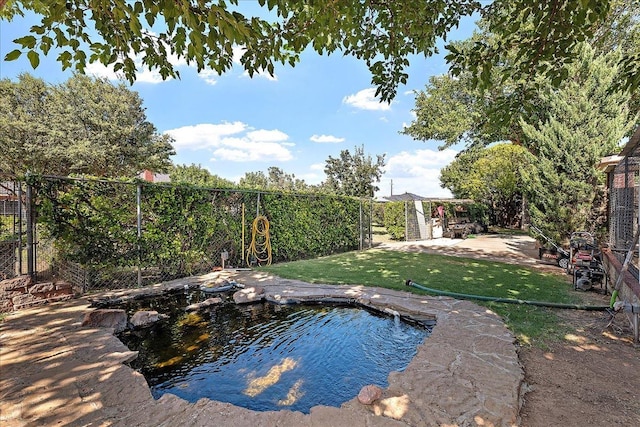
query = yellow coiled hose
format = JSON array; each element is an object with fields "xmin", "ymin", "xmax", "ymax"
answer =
[{"xmin": 246, "ymin": 215, "xmax": 272, "ymax": 266}]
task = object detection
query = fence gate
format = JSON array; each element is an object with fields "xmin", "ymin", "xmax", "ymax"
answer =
[{"xmin": 0, "ymin": 179, "xmax": 26, "ymax": 280}]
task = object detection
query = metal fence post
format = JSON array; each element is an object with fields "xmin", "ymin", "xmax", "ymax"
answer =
[
  {"xmin": 359, "ymin": 199, "xmax": 363, "ymax": 250},
  {"xmin": 405, "ymin": 201, "xmax": 408, "ymax": 242},
  {"xmin": 369, "ymin": 199, "xmax": 373, "ymax": 249},
  {"xmin": 25, "ymin": 182, "xmax": 35, "ymax": 281},
  {"xmin": 17, "ymin": 182, "xmax": 23, "ymax": 275},
  {"xmin": 137, "ymin": 184, "xmax": 142, "ymax": 288}
]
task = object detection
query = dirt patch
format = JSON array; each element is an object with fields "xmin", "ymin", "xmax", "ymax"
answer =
[{"xmin": 519, "ymin": 303, "xmax": 640, "ymax": 426}]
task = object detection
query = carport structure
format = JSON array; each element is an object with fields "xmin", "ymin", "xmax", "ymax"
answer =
[{"xmin": 383, "ymin": 192, "xmax": 473, "ymax": 241}]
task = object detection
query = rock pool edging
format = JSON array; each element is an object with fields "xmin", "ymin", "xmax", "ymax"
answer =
[{"xmin": 0, "ymin": 270, "xmax": 523, "ymax": 426}]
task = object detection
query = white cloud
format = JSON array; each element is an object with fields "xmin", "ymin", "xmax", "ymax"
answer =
[
  {"xmin": 166, "ymin": 122, "xmax": 247, "ymax": 150},
  {"xmin": 198, "ymin": 69, "xmax": 218, "ymax": 85},
  {"xmin": 86, "ymin": 38, "xmax": 188, "ymax": 84},
  {"xmin": 86, "ymin": 41, "xmax": 277, "ymax": 85},
  {"xmin": 375, "ymin": 148, "xmax": 458, "ymax": 199},
  {"xmin": 310, "ymin": 134, "xmax": 345, "ymax": 143},
  {"xmin": 343, "ymin": 88, "xmax": 391, "ymax": 111},
  {"xmin": 232, "ymin": 46, "xmax": 246, "ymax": 65},
  {"xmin": 299, "ymin": 172, "xmax": 323, "ymax": 185},
  {"xmin": 247, "ymin": 129, "xmax": 288, "ymax": 142},
  {"xmin": 86, "ymin": 61, "xmax": 167, "ymax": 84},
  {"xmin": 165, "ymin": 122, "xmax": 294, "ymax": 163},
  {"xmin": 297, "ymin": 163, "xmax": 325, "ymax": 184},
  {"xmin": 241, "ymin": 69, "xmax": 278, "ymax": 81}
]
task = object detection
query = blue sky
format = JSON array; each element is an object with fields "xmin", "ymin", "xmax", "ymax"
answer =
[{"xmin": 0, "ymin": 9, "xmax": 477, "ymax": 199}]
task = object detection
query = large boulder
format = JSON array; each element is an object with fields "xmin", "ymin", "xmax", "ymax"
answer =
[
  {"xmin": 81, "ymin": 309, "xmax": 128, "ymax": 333},
  {"xmin": 0, "ymin": 275, "xmax": 32, "ymax": 292}
]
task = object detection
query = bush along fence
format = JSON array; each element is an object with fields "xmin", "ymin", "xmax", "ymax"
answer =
[{"xmin": 17, "ymin": 174, "xmax": 372, "ymax": 292}]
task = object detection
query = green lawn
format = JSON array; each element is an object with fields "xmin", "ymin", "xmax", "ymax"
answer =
[{"xmin": 261, "ymin": 248, "xmax": 582, "ymax": 346}]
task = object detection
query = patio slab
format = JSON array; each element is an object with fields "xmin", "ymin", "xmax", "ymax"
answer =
[{"xmin": 1, "ymin": 270, "xmax": 523, "ymax": 426}]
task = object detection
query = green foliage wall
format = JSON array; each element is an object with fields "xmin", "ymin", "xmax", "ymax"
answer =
[
  {"xmin": 382, "ymin": 202, "xmax": 406, "ymax": 240},
  {"xmin": 28, "ymin": 175, "xmax": 363, "ymax": 288},
  {"xmin": 262, "ymin": 193, "xmax": 360, "ymax": 261}
]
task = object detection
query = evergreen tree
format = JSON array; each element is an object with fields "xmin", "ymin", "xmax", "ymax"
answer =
[
  {"xmin": 440, "ymin": 144, "xmax": 534, "ymax": 227},
  {"xmin": 521, "ymin": 44, "xmax": 632, "ymax": 242}
]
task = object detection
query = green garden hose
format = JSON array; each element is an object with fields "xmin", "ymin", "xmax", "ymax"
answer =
[
  {"xmin": 405, "ymin": 280, "xmax": 611, "ymax": 311},
  {"xmin": 610, "ymin": 289, "xmax": 619, "ymax": 309}
]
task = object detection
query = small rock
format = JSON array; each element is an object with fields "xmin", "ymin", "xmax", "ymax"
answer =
[
  {"xmin": 11, "ymin": 293, "xmax": 39, "ymax": 309},
  {"xmin": 130, "ymin": 310, "xmax": 162, "ymax": 329},
  {"xmin": 233, "ymin": 286, "xmax": 265, "ymax": 304},
  {"xmin": 55, "ymin": 281, "xmax": 73, "ymax": 291},
  {"xmin": 28, "ymin": 282, "xmax": 55, "ymax": 294},
  {"xmin": 81, "ymin": 309, "xmax": 127, "ymax": 333},
  {"xmin": 358, "ymin": 384, "xmax": 383, "ymax": 405},
  {"xmin": 185, "ymin": 297, "xmax": 222, "ymax": 312}
]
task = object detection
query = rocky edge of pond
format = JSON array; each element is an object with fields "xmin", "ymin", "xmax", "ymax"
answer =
[{"xmin": 3, "ymin": 270, "xmax": 524, "ymax": 426}]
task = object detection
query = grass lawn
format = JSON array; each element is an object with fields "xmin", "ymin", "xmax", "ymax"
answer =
[{"xmin": 261, "ymin": 248, "xmax": 582, "ymax": 346}]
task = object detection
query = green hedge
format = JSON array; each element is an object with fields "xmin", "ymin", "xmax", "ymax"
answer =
[{"xmin": 29, "ymin": 175, "xmax": 364, "ymax": 287}]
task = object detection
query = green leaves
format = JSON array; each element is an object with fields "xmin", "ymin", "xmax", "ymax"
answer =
[
  {"xmin": 26, "ymin": 50, "xmax": 40, "ymax": 68},
  {"xmin": 324, "ymin": 146, "xmax": 386, "ymax": 198},
  {"xmin": 3, "ymin": 0, "xmax": 633, "ymax": 102},
  {"xmin": 13, "ymin": 35, "xmax": 36, "ymax": 48},
  {"xmin": 4, "ymin": 49, "xmax": 22, "ymax": 61},
  {"xmin": 521, "ymin": 43, "xmax": 632, "ymax": 241},
  {"xmin": 31, "ymin": 176, "xmax": 362, "ymax": 282},
  {"xmin": 0, "ymin": 74, "xmax": 174, "ymax": 177},
  {"xmin": 446, "ymin": 0, "xmax": 614, "ymax": 93}
]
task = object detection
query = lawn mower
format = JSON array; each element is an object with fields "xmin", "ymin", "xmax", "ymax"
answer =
[{"xmin": 530, "ymin": 225, "xmax": 570, "ymax": 269}]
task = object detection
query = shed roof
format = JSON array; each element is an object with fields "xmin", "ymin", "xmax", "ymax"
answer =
[{"xmin": 383, "ymin": 192, "xmax": 473, "ymax": 203}]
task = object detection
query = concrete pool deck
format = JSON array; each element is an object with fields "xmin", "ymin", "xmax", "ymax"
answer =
[{"xmin": 1, "ymin": 270, "xmax": 523, "ymax": 426}]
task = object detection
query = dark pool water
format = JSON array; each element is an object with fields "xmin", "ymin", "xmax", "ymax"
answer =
[{"xmin": 116, "ymin": 291, "xmax": 430, "ymax": 413}]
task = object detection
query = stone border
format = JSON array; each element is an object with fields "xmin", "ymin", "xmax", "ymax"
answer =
[
  {"xmin": 0, "ymin": 270, "xmax": 523, "ymax": 426},
  {"xmin": 0, "ymin": 275, "xmax": 74, "ymax": 313}
]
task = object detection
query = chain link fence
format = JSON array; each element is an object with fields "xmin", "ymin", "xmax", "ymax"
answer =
[
  {"xmin": 607, "ymin": 155, "xmax": 639, "ymax": 278},
  {"xmin": 10, "ymin": 175, "xmax": 372, "ymax": 292}
]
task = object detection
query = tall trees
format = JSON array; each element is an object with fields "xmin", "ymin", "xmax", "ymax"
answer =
[
  {"xmin": 404, "ymin": 2, "xmax": 640, "ymax": 149},
  {"xmin": 323, "ymin": 146, "xmax": 386, "ymax": 198},
  {"xmin": 521, "ymin": 45, "xmax": 632, "ymax": 240},
  {"xmin": 238, "ymin": 167, "xmax": 307, "ymax": 192},
  {"xmin": 0, "ymin": 74, "xmax": 175, "ymax": 177},
  {"xmin": 440, "ymin": 144, "xmax": 534, "ymax": 227},
  {"xmin": 3, "ymin": 1, "xmax": 631, "ymax": 101}
]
